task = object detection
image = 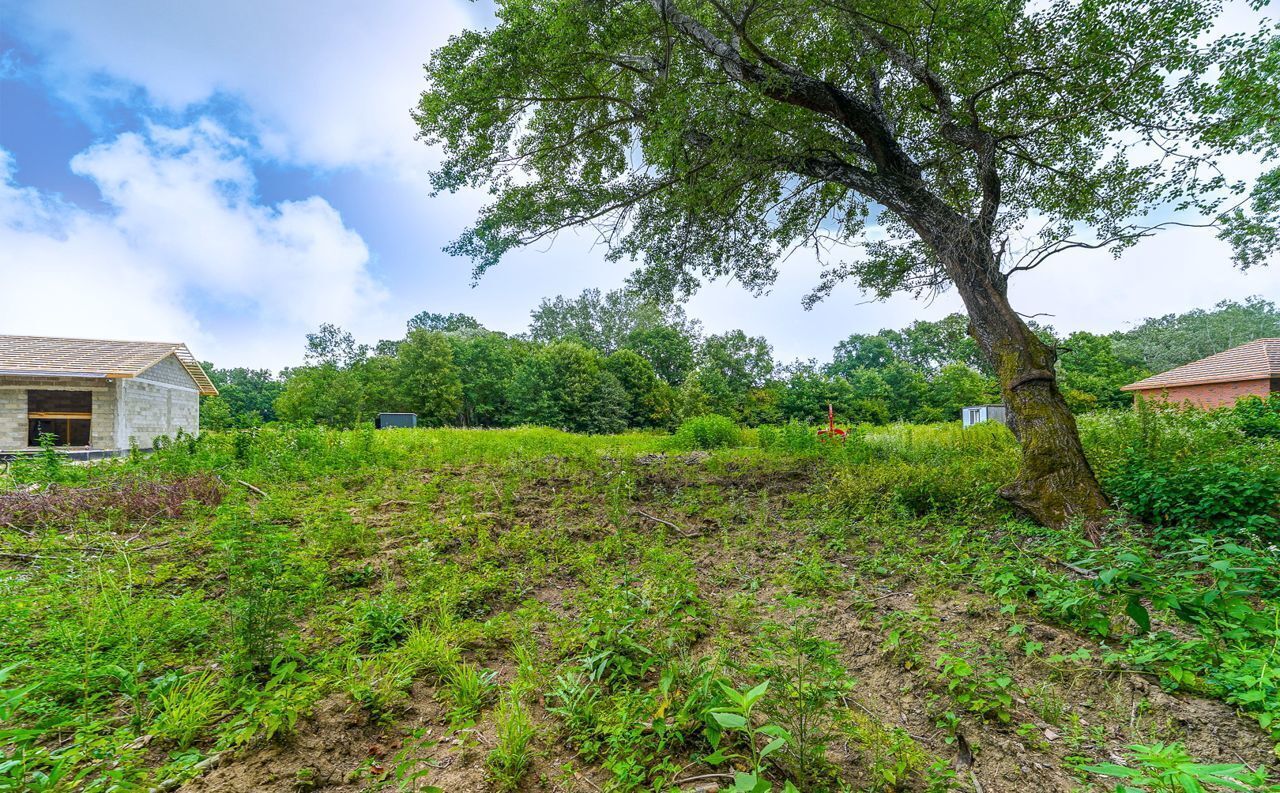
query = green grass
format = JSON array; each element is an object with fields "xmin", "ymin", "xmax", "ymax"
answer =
[{"xmin": 0, "ymin": 416, "xmax": 1276, "ymax": 792}]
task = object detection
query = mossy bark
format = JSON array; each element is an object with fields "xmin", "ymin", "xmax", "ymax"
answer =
[{"xmin": 933, "ymin": 228, "xmax": 1111, "ymax": 534}]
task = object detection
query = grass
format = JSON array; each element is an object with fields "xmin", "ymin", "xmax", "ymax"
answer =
[{"xmin": 0, "ymin": 417, "xmax": 1276, "ymax": 791}]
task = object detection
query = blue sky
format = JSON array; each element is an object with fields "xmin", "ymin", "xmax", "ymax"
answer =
[{"xmin": 1, "ymin": 1, "xmax": 1276, "ymax": 370}]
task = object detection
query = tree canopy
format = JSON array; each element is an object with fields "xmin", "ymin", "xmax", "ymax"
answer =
[{"xmin": 418, "ymin": 0, "xmax": 1277, "ymax": 300}]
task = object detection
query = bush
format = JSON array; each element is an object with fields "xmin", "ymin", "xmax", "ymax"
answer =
[
  {"xmin": 1106, "ymin": 451, "xmax": 1279, "ymax": 542},
  {"xmin": 1080, "ymin": 404, "xmax": 1280, "ymax": 543},
  {"xmin": 673, "ymin": 414, "xmax": 742, "ymax": 450},
  {"xmin": 757, "ymin": 421, "xmax": 821, "ymax": 454},
  {"xmin": 1233, "ymin": 394, "xmax": 1280, "ymax": 439}
]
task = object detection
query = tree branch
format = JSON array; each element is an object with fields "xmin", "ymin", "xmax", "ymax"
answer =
[{"xmin": 649, "ymin": 0, "xmax": 917, "ymax": 175}]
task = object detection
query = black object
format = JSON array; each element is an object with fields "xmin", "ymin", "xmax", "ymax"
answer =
[{"xmin": 375, "ymin": 413, "xmax": 418, "ymax": 429}]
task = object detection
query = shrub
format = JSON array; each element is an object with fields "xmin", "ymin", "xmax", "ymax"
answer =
[
  {"xmin": 673, "ymin": 414, "xmax": 741, "ymax": 450},
  {"xmin": 1106, "ymin": 451, "xmax": 1279, "ymax": 542},
  {"xmin": 1233, "ymin": 394, "xmax": 1280, "ymax": 439},
  {"xmin": 1081, "ymin": 404, "xmax": 1280, "ymax": 542},
  {"xmin": 757, "ymin": 421, "xmax": 821, "ymax": 454}
]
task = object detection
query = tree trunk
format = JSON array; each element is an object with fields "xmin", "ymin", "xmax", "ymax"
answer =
[{"xmin": 937, "ymin": 229, "xmax": 1111, "ymax": 534}]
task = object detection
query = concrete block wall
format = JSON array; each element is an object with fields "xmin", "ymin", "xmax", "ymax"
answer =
[
  {"xmin": 118, "ymin": 355, "xmax": 200, "ymax": 448},
  {"xmin": 0, "ymin": 385, "xmax": 24, "ymax": 449},
  {"xmin": 1133, "ymin": 378, "xmax": 1271, "ymax": 409},
  {"xmin": 137, "ymin": 354, "xmax": 200, "ymax": 388},
  {"xmin": 91, "ymin": 382, "xmax": 119, "ymax": 447}
]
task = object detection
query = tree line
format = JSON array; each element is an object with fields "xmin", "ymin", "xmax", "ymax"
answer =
[{"xmin": 200, "ymin": 293, "xmax": 1280, "ymax": 432}]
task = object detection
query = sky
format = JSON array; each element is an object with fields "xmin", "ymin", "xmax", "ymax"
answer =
[{"xmin": 0, "ymin": 1, "xmax": 1276, "ymax": 371}]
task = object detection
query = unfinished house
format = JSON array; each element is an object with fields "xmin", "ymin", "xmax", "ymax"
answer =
[{"xmin": 0, "ymin": 335, "xmax": 218, "ymax": 456}]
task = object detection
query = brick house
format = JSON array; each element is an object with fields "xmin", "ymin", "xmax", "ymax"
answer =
[
  {"xmin": 1120, "ymin": 338, "xmax": 1280, "ymax": 409},
  {"xmin": 0, "ymin": 335, "xmax": 218, "ymax": 454}
]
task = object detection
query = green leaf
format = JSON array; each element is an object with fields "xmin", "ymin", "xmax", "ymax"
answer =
[
  {"xmin": 744, "ymin": 681, "xmax": 769, "ymax": 706},
  {"xmin": 1082, "ymin": 764, "xmax": 1139, "ymax": 778},
  {"xmin": 760, "ymin": 737, "xmax": 787, "ymax": 759},
  {"xmin": 712, "ymin": 712, "xmax": 747, "ymax": 729},
  {"xmin": 1125, "ymin": 596, "xmax": 1151, "ymax": 633}
]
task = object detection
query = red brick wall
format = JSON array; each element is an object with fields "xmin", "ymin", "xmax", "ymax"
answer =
[{"xmin": 1132, "ymin": 378, "xmax": 1271, "ymax": 409}]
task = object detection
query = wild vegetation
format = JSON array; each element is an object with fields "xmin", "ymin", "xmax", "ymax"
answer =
[{"xmin": 3, "ymin": 393, "xmax": 1278, "ymax": 791}]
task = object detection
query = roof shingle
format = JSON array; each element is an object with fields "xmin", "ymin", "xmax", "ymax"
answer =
[
  {"xmin": 1120, "ymin": 338, "xmax": 1280, "ymax": 392},
  {"xmin": 0, "ymin": 335, "xmax": 218, "ymax": 396}
]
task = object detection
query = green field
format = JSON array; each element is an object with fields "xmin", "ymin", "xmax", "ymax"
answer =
[{"xmin": 2, "ymin": 414, "xmax": 1278, "ymax": 792}]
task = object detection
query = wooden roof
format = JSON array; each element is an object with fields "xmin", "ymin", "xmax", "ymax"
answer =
[
  {"xmin": 0, "ymin": 334, "xmax": 218, "ymax": 396},
  {"xmin": 1121, "ymin": 338, "xmax": 1280, "ymax": 392}
]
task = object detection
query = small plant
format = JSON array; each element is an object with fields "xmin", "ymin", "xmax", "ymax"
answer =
[
  {"xmin": 673, "ymin": 414, "xmax": 741, "ymax": 450},
  {"xmin": 486, "ymin": 696, "xmax": 537, "ymax": 790},
  {"xmin": 545, "ymin": 669, "xmax": 600, "ymax": 742},
  {"xmin": 225, "ymin": 658, "xmax": 314, "ymax": 745},
  {"xmin": 152, "ymin": 670, "xmax": 225, "ymax": 748},
  {"xmin": 785, "ymin": 552, "xmax": 843, "ymax": 596},
  {"xmin": 704, "ymin": 681, "xmax": 791, "ymax": 787},
  {"xmin": 220, "ymin": 516, "xmax": 300, "ymax": 676},
  {"xmin": 933, "ymin": 653, "xmax": 1015, "ymax": 724},
  {"xmin": 345, "ymin": 655, "xmax": 415, "ymax": 722},
  {"xmin": 355, "ymin": 595, "xmax": 411, "ymax": 651},
  {"xmin": 36, "ymin": 432, "xmax": 65, "ymax": 483},
  {"xmin": 400, "ymin": 626, "xmax": 461, "ymax": 682},
  {"xmin": 745, "ymin": 618, "xmax": 852, "ymax": 784},
  {"xmin": 1082, "ymin": 742, "xmax": 1274, "ymax": 792},
  {"xmin": 880, "ymin": 608, "xmax": 937, "ymax": 670},
  {"xmin": 843, "ymin": 708, "xmax": 951, "ymax": 792},
  {"xmin": 444, "ymin": 662, "xmax": 497, "ymax": 725}
]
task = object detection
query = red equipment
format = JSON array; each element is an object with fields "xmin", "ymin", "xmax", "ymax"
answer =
[{"xmin": 817, "ymin": 403, "xmax": 847, "ymax": 442}]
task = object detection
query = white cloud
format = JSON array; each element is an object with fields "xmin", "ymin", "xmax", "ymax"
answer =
[
  {"xmin": 5, "ymin": 0, "xmax": 472, "ymax": 173},
  {"xmin": 0, "ymin": 122, "xmax": 385, "ymax": 366}
]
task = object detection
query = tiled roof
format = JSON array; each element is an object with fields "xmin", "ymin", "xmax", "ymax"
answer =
[
  {"xmin": 1121, "ymin": 338, "xmax": 1280, "ymax": 392},
  {"xmin": 0, "ymin": 335, "xmax": 218, "ymax": 396}
]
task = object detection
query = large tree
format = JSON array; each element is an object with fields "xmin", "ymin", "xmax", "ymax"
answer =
[{"xmin": 417, "ymin": 0, "xmax": 1276, "ymax": 529}]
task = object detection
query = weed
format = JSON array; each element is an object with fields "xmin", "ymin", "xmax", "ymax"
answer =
[
  {"xmin": 744, "ymin": 617, "xmax": 852, "ymax": 784},
  {"xmin": 1082, "ymin": 742, "xmax": 1274, "ymax": 792},
  {"xmin": 152, "ymin": 670, "xmax": 225, "ymax": 748},
  {"xmin": 345, "ymin": 654, "xmax": 415, "ymax": 722},
  {"xmin": 704, "ymin": 681, "xmax": 790, "ymax": 782},
  {"xmin": 225, "ymin": 658, "xmax": 314, "ymax": 745},
  {"xmin": 219, "ymin": 514, "xmax": 301, "ymax": 676},
  {"xmin": 933, "ymin": 652, "xmax": 1015, "ymax": 725},
  {"xmin": 880, "ymin": 608, "xmax": 937, "ymax": 670},
  {"xmin": 545, "ymin": 669, "xmax": 600, "ymax": 744},
  {"xmin": 487, "ymin": 695, "xmax": 537, "ymax": 790},
  {"xmin": 443, "ymin": 662, "xmax": 497, "ymax": 725},
  {"xmin": 842, "ymin": 708, "xmax": 950, "ymax": 792},
  {"xmin": 400, "ymin": 625, "xmax": 460, "ymax": 682}
]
